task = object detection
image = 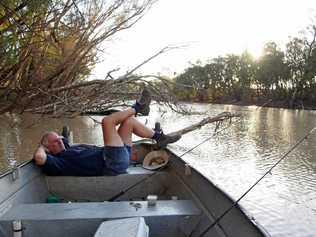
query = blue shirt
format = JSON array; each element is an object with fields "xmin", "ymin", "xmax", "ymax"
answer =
[{"xmin": 42, "ymin": 139, "xmax": 105, "ymax": 176}]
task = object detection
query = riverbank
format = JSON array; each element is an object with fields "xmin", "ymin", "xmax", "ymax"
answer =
[
  {"xmin": 185, "ymin": 98, "xmax": 316, "ymax": 111},
  {"xmin": 223, "ymin": 100, "xmax": 316, "ymax": 111}
]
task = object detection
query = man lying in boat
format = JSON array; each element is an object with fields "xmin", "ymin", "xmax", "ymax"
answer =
[{"xmin": 33, "ymin": 88, "xmax": 181, "ymax": 176}]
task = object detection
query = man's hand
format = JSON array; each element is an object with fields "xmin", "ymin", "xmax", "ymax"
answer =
[{"xmin": 33, "ymin": 145, "xmax": 47, "ymax": 166}]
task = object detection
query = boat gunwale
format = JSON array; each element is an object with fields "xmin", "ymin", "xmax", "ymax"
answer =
[
  {"xmin": 0, "ymin": 159, "xmax": 34, "ymax": 179},
  {"xmin": 165, "ymin": 147, "xmax": 271, "ymax": 237}
]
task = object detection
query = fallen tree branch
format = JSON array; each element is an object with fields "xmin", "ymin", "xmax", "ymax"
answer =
[
  {"xmin": 135, "ymin": 112, "xmax": 240, "ymax": 146},
  {"xmin": 0, "ymin": 0, "xmax": 159, "ymax": 116},
  {"xmin": 168, "ymin": 112, "xmax": 240, "ymax": 136},
  {"xmin": 123, "ymin": 46, "xmax": 176, "ymax": 77}
]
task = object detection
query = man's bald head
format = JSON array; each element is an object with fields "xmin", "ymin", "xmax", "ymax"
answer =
[{"xmin": 40, "ymin": 132, "xmax": 65, "ymax": 155}]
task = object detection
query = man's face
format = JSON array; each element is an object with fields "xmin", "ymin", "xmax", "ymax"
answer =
[{"xmin": 46, "ymin": 133, "xmax": 65, "ymax": 155}]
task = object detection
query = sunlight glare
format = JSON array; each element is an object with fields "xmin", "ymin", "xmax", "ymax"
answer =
[{"xmin": 90, "ymin": 0, "xmax": 315, "ymax": 78}]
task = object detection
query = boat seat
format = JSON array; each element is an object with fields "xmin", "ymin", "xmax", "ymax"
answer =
[
  {"xmin": 94, "ymin": 217, "xmax": 149, "ymax": 237},
  {"xmin": 45, "ymin": 166, "xmax": 165, "ymax": 201},
  {"xmin": 0, "ymin": 200, "xmax": 201, "ymax": 221}
]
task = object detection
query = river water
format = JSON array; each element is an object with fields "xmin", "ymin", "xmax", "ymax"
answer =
[{"xmin": 0, "ymin": 104, "xmax": 316, "ymax": 236}]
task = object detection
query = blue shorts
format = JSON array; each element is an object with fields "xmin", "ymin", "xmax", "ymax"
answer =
[{"xmin": 103, "ymin": 145, "xmax": 131, "ymax": 175}]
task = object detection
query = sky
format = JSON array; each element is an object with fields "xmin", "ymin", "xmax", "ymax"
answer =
[{"xmin": 90, "ymin": 0, "xmax": 315, "ymax": 79}]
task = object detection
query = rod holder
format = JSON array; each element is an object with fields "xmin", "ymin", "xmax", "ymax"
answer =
[
  {"xmin": 12, "ymin": 220, "xmax": 23, "ymax": 237},
  {"xmin": 184, "ymin": 164, "xmax": 192, "ymax": 176},
  {"xmin": 11, "ymin": 167, "xmax": 19, "ymax": 181},
  {"xmin": 146, "ymin": 195, "xmax": 158, "ymax": 207}
]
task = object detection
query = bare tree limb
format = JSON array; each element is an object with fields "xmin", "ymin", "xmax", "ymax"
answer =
[{"xmin": 168, "ymin": 112, "xmax": 240, "ymax": 136}]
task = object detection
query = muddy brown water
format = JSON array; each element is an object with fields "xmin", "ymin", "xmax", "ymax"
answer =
[{"xmin": 0, "ymin": 104, "xmax": 316, "ymax": 236}]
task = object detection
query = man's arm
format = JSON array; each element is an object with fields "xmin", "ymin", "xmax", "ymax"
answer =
[{"xmin": 33, "ymin": 145, "xmax": 47, "ymax": 165}]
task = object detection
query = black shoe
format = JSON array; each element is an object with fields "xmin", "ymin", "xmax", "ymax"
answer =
[
  {"xmin": 156, "ymin": 133, "xmax": 181, "ymax": 148},
  {"xmin": 136, "ymin": 87, "xmax": 151, "ymax": 116}
]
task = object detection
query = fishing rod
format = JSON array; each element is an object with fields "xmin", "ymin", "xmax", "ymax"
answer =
[
  {"xmin": 199, "ymin": 126, "xmax": 316, "ymax": 237},
  {"xmin": 107, "ymin": 119, "xmax": 234, "ymax": 202}
]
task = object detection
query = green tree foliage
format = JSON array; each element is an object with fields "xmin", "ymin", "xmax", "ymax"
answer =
[
  {"xmin": 256, "ymin": 42, "xmax": 289, "ymax": 99},
  {"xmin": 174, "ymin": 63, "xmax": 207, "ymax": 101},
  {"xmin": 285, "ymin": 25, "xmax": 316, "ymax": 105},
  {"xmin": 236, "ymin": 51, "xmax": 256, "ymax": 101},
  {"xmin": 0, "ymin": 0, "xmax": 154, "ymax": 114},
  {"xmin": 172, "ymin": 21, "xmax": 316, "ymax": 109},
  {"xmin": 204, "ymin": 60, "xmax": 224, "ymax": 101}
]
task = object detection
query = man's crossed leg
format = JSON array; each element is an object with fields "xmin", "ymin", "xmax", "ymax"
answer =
[{"xmin": 101, "ymin": 88, "xmax": 181, "ymax": 174}]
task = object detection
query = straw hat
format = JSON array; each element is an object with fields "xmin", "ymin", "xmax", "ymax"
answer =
[{"xmin": 142, "ymin": 150, "xmax": 169, "ymax": 170}]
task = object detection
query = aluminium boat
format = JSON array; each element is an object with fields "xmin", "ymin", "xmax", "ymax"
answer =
[{"xmin": 0, "ymin": 140, "xmax": 269, "ymax": 237}]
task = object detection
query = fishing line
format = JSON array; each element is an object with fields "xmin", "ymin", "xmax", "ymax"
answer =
[
  {"xmin": 177, "ymin": 119, "xmax": 229, "ymax": 159},
  {"xmin": 107, "ymin": 118, "xmax": 236, "ymax": 201},
  {"xmin": 199, "ymin": 126, "xmax": 316, "ymax": 237}
]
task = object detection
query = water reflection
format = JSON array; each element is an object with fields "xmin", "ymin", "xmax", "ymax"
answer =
[
  {"xmin": 152, "ymin": 104, "xmax": 316, "ymax": 237},
  {"xmin": 0, "ymin": 105, "xmax": 316, "ymax": 236}
]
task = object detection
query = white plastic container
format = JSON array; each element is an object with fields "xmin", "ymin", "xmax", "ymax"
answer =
[{"xmin": 94, "ymin": 217, "xmax": 149, "ymax": 237}]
